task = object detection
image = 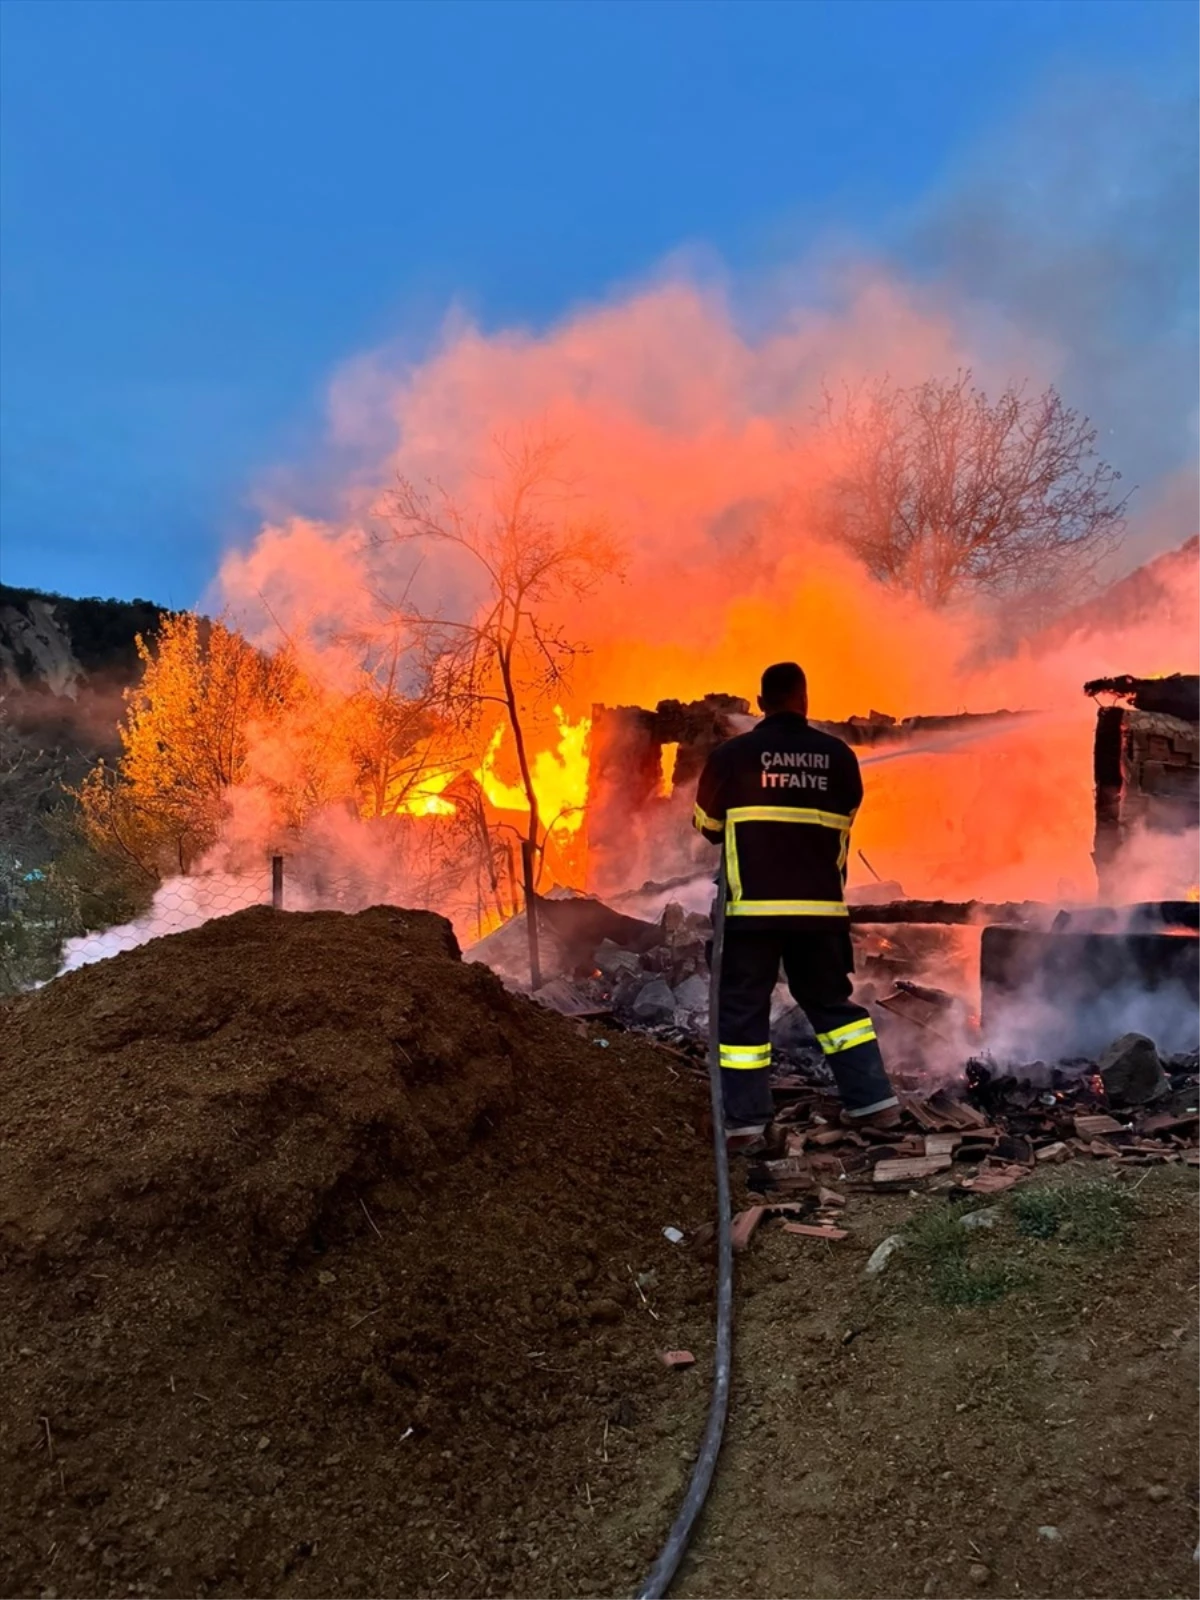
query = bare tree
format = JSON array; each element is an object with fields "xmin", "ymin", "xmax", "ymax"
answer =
[
  {"xmin": 338, "ymin": 623, "xmax": 462, "ymax": 820},
  {"xmin": 815, "ymin": 372, "xmax": 1128, "ymax": 610},
  {"xmin": 381, "ymin": 437, "xmax": 620, "ymax": 986},
  {"xmin": 436, "ymin": 772, "xmax": 520, "ymax": 935}
]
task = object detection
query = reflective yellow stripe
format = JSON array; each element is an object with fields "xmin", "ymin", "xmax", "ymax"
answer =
[
  {"xmin": 724, "ymin": 809, "xmax": 852, "ymax": 900},
  {"xmin": 726, "ymin": 899, "xmax": 849, "ymax": 917},
  {"xmin": 817, "ymin": 1019, "xmax": 877, "ymax": 1050},
  {"xmin": 726, "ymin": 806, "xmax": 852, "ymax": 830},
  {"xmin": 719, "ymin": 1043, "xmax": 772, "ymax": 1070},
  {"xmin": 724, "ymin": 817, "xmax": 745, "ymax": 902},
  {"xmin": 693, "ymin": 803, "xmax": 723, "ymax": 834},
  {"xmin": 816, "ymin": 1019, "xmax": 878, "ymax": 1054},
  {"xmin": 839, "ymin": 805, "xmax": 858, "ymax": 873}
]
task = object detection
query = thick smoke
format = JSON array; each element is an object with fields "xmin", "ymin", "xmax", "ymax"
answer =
[
  {"xmin": 64, "ymin": 75, "xmax": 1199, "ymax": 1053},
  {"xmin": 207, "ymin": 256, "xmax": 1198, "ymax": 933},
  {"xmin": 985, "ymin": 973, "xmax": 1199, "ymax": 1064}
]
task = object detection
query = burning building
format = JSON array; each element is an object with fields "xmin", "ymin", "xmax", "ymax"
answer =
[
  {"xmin": 481, "ymin": 673, "xmax": 1199, "ymax": 1068},
  {"xmin": 584, "ymin": 692, "xmax": 1038, "ymax": 901},
  {"xmin": 1087, "ymin": 673, "xmax": 1200, "ymax": 898}
]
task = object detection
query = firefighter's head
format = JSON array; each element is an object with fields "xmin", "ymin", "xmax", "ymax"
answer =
[{"xmin": 758, "ymin": 661, "xmax": 808, "ymax": 718}]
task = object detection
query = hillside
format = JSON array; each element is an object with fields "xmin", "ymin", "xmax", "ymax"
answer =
[
  {"xmin": 0, "ymin": 584, "xmax": 168, "ymax": 700},
  {"xmin": 0, "ymin": 587, "xmax": 171, "ymax": 987},
  {"xmin": 0, "ymin": 584, "xmax": 170, "ymax": 825},
  {"xmin": 0, "ymin": 584, "xmax": 171, "ymax": 868}
]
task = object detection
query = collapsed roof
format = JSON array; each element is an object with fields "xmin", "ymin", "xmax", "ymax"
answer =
[{"xmin": 1084, "ymin": 674, "xmax": 1200, "ymax": 723}]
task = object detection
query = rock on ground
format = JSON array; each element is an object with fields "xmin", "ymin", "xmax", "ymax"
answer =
[
  {"xmin": 1098, "ymin": 1032, "xmax": 1169, "ymax": 1105},
  {"xmin": 632, "ymin": 977, "xmax": 677, "ymax": 1024}
]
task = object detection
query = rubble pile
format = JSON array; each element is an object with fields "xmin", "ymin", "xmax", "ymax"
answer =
[
  {"xmin": 728, "ymin": 1036, "xmax": 1199, "ymax": 1234},
  {"xmin": 469, "ymin": 888, "xmax": 718, "ymax": 1035},
  {"xmin": 593, "ymin": 901, "xmax": 713, "ymax": 1027},
  {"xmin": 495, "ymin": 883, "xmax": 1197, "ymax": 1087},
  {"xmin": 518, "ymin": 904, "xmax": 930, "ymax": 1056},
  {"xmin": 525, "ymin": 892, "xmax": 849, "ymax": 1069},
  {"xmin": 490, "ymin": 890, "xmax": 1200, "ymax": 1213}
]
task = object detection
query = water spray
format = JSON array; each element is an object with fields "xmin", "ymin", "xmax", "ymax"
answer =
[{"xmin": 856, "ymin": 712, "xmax": 1047, "ymax": 768}]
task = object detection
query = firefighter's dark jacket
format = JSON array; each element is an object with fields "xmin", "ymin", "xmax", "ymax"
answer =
[{"xmin": 693, "ymin": 711, "xmax": 863, "ymax": 922}]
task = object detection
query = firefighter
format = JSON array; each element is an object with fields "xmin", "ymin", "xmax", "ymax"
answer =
[{"xmin": 693, "ymin": 661, "xmax": 899, "ymax": 1148}]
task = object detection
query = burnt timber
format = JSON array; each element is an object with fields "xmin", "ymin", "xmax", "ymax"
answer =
[
  {"xmin": 1086, "ymin": 675, "xmax": 1200, "ymax": 897},
  {"xmin": 846, "ymin": 899, "xmax": 1199, "ymax": 930},
  {"xmin": 1084, "ymin": 673, "xmax": 1200, "ymax": 722}
]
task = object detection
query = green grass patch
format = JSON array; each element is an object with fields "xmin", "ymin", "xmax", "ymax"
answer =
[
  {"xmin": 891, "ymin": 1176, "xmax": 1149, "ymax": 1314},
  {"xmin": 901, "ymin": 1205, "xmax": 1025, "ymax": 1307},
  {"xmin": 927, "ymin": 1256, "xmax": 1021, "ymax": 1308},
  {"xmin": 1010, "ymin": 1181, "xmax": 1136, "ymax": 1251},
  {"xmin": 903, "ymin": 1205, "xmax": 971, "ymax": 1264},
  {"xmin": 1010, "ymin": 1188, "xmax": 1064, "ymax": 1239}
]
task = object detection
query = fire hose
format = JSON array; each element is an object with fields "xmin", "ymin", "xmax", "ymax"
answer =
[{"xmin": 635, "ymin": 853, "xmax": 733, "ymax": 1600}]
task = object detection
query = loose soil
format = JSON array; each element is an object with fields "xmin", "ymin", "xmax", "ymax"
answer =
[
  {"xmin": 678, "ymin": 1165, "xmax": 1199, "ymax": 1600},
  {"xmin": 2, "ymin": 906, "xmax": 1197, "ymax": 1599}
]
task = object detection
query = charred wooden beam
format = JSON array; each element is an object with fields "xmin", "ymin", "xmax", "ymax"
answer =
[
  {"xmin": 531, "ymin": 893, "xmax": 664, "ymax": 968},
  {"xmin": 849, "ymin": 899, "xmax": 1045, "ymax": 925},
  {"xmin": 1084, "ymin": 673, "xmax": 1200, "ymax": 722},
  {"xmin": 848, "ymin": 899, "xmax": 1199, "ymax": 930}
]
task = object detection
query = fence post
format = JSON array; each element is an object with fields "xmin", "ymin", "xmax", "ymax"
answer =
[{"xmin": 271, "ymin": 855, "xmax": 284, "ymax": 910}]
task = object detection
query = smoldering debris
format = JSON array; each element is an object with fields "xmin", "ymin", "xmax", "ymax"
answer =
[
  {"xmin": 467, "ymin": 881, "xmax": 1200, "ymax": 1138},
  {"xmin": 722, "ymin": 1049, "xmax": 1198, "ymax": 1206},
  {"xmin": 981, "ymin": 925, "xmax": 1200, "ymax": 1058},
  {"xmin": 465, "ymin": 890, "xmax": 671, "ymax": 990}
]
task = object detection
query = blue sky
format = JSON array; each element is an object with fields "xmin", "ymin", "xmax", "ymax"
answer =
[{"xmin": 1, "ymin": 0, "xmax": 1195, "ymax": 605}]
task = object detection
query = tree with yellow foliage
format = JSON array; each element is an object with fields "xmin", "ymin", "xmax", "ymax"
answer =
[{"xmin": 77, "ymin": 613, "xmax": 296, "ymax": 875}]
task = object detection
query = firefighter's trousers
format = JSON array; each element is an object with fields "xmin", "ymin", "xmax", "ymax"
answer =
[{"xmin": 717, "ymin": 921, "xmax": 897, "ymax": 1128}]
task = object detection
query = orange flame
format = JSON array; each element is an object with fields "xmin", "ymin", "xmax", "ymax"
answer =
[
  {"xmin": 474, "ymin": 708, "xmax": 590, "ymax": 833},
  {"xmin": 658, "ymin": 742, "xmax": 679, "ymax": 799},
  {"xmin": 395, "ymin": 769, "xmax": 457, "ymax": 817}
]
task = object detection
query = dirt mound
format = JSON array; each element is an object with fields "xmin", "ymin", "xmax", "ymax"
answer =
[
  {"xmin": 3, "ymin": 907, "xmax": 526, "ymax": 1253},
  {"xmin": 1, "ymin": 907, "xmax": 714, "ymax": 1598}
]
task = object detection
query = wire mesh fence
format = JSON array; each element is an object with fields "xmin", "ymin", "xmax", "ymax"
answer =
[
  {"xmin": 26, "ymin": 852, "xmax": 480, "ymax": 990},
  {"xmin": 3, "ymin": 827, "xmax": 540, "ymax": 996},
  {"xmin": 57, "ymin": 858, "xmax": 287, "ymax": 975}
]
